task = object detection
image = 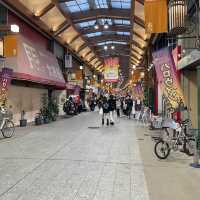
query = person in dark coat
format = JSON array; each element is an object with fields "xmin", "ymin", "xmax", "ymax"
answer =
[
  {"xmin": 102, "ymin": 96, "xmax": 110, "ymax": 126},
  {"xmin": 108, "ymin": 95, "xmax": 116, "ymax": 125},
  {"xmin": 126, "ymin": 96, "xmax": 133, "ymax": 119}
]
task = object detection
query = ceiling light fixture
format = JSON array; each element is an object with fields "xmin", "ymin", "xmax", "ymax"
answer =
[
  {"xmin": 104, "ymin": 45, "xmax": 108, "ymax": 50},
  {"xmin": 79, "ymin": 65, "xmax": 84, "ymax": 70},
  {"xmin": 140, "ymin": 72, "xmax": 145, "ymax": 77},
  {"xmin": 10, "ymin": 24, "xmax": 19, "ymax": 33},
  {"xmin": 94, "ymin": 21, "xmax": 99, "ymax": 30},
  {"xmin": 111, "ymin": 45, "xmax": 115, "ymax": 50},
  {"xmin": 104, "ymin": 21, "xmax": 109, "ymax": 29},
  {"xmin": 132, "ymin": 65, "xmax": 136, "ymax": 69}
]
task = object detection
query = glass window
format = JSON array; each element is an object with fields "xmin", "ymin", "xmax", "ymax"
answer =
[
  {"xmin": 111, "ymin": 0, "xmax": 131, "ymax": 9},
  {"xmin": 95, "ymin": 0, "xmax": 108, "ymax": 8},
  {"xmin": 97, "ymin": 41, "xmax": 128, "ymax": 46},
  {"xmin": 65, "ymin": 0, "xmax": 89, "ymax": 13},
  {"xmin": 117, "ymin": 31, "xmax": 130, "ymax": 35},
  {"xmin": 86, "ymin": 32, "xmax": 102, "ymax": 37},
  {"xmin": 114, "ymin": 19, "xmax": 130, "ymax": 25}
]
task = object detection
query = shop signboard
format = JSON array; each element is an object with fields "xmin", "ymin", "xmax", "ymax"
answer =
[
  {"xmin": 153, "ymin": 47, "xmax": 184, "ymax": 110},
  {"xmin": 133, "ymin": 83, "xmax": 144, "ymax": 99},
  {"xmin": 104, "ymin": 57, "xmax": 119, "ymax": 83},
  {"xmin": 5, "ymin": 35, "xmax": 65, "ymax": 88},
  {"xmin": 0, "ymin": 67, "xmax": 13, "ymax": 106},
  {"xmin": 65, "ymin": 54, "xmax": 72, "ymax": 68}
]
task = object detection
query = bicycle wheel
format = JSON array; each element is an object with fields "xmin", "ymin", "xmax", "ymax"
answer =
[
  {"xmin": 154, "ymin": 140, "xmax": 170, "ymax": 159},
  {"xmin": 2, "ymin": 120, "xmax": 15, "ymax": 138},
  {"xmin": 185, "ymin": 138, "xmax": 195, "ymax": 156}
]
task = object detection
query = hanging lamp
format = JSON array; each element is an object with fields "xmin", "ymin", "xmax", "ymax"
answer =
[
  {"xmin": 168, "ymin": 0, "xmax": 187, "ymax": 35},
  {"xmin": 94, "ymin": 20, "xmax": 99, "ymax": 30},
  {"xmin": 104, "ymin": 21, "xmax": 109, "ymax": 29}
]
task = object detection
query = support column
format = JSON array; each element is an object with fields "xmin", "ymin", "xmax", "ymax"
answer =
[{"xmin": 197, "ymin": 66, "xmax": 200, "ymax": 150}]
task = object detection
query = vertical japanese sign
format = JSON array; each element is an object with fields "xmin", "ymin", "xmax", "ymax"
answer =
[
  {"xmin": 104, "ymin": 57, "xmax": 119, "ymax": 82},
  {"xmin": 0, "ymin": 68, "xmax": 13, "ymax": 106},
  {"xmin": 153, "ymin": 47, "xmax": 184, "ymax": 110}
]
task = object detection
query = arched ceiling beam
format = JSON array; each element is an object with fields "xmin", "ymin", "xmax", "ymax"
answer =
[
  {"xmin": 35, "ymin": 3, "xmax": 55, "ymax": 17},
  {"xmin": 95, "ymin": 44, "xmax": 130, "ymax": 51},
  {"xmin": 69, "ymin": 34, "xmax": 81, "ymax": 44},
  {"xmin": 80, "ymin": 25, "xmax": 131, "ymax": 35},
  {"xmin": 88, "ymin": 56, "xmax": 97, "ymax": 63},
  {"xmin": 88, "ymin": 35, "xmax": 130, "ymax": 45},
  {"xmin": 131, "ymin": 40, "xmax": 145, "ymax": 50},
  {"xmin": 53, "ymin": 0, "xmax": 103, "ymax": 67},
  {"xmin": 76, "ymin": 43, "xmax": 88, "ymax": 54},
  {"xmin": 53, "ymin": 22, "xmax": 70, "ymax": 36},
  {"xmin": 99, "ymin": 54, "xmax": 129, "ymax": 57},
  {"xmin": 136, "ymin": 0, "xmax": 144, "ymax": 5},
  {"xmin": 133, "ymin": 15, "xmax": 145, "ymax": 28},
  {"xmin": 58, "ymin": 0, "xmax": 144, "ymax": 5},
  {"xmin": 71, "ymin": 9, "xmax": 131, "ymax": 23},
  {"xmin": 95, "ymin": 42, "xmax": 129, "ymax": 47},
  {"xmin": 83, "ymin": 50, "xmax": 93, "ymax": 58},
  {"xmin": 97, "ymin": 49, "xmax": 130, "ymax": 54}
]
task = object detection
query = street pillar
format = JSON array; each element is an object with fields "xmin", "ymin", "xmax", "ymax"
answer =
[{"xmin": 197, "ymin": 66, "xmax": 200, "ymax": 150}]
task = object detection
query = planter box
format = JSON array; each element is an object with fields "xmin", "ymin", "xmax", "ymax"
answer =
[{"xmin": 20, "ymin": 119, "xmax": 27, "ymax": 127}]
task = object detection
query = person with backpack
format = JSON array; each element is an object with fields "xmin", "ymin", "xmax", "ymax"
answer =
[
  {"xmin": 102, "ymin": 96, "xmax": 110, "ymax": 126},
  {"xmin": 108, "ymin": 95, "xmax": 116, "ymax": 125}
]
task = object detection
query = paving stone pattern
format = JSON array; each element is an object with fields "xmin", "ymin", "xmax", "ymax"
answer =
[{"xmin": 0, "ymin": 112, "xmax": 149, "ymax": 200}]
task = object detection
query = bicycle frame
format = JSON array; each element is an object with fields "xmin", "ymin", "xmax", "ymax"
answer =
[{"xmin": 0, "ymin": 117, "xmax": 9, "ymax": 130}]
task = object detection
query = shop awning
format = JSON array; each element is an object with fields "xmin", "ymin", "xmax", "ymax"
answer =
[{"xmin": 5, "ymin": 35, "xmax": 66, "ymax": 89}]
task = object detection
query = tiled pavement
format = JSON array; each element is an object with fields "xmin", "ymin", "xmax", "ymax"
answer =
[{"xmin": 0, "ymin": 112, "xmax": 200, "ymax": 200}]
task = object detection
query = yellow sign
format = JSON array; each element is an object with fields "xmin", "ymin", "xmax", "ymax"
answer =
[
  {"xmin": 104, "ymin": 57, "xmax": 119, "ymax": 82},
  {"xmin": 144, "ymin": 0, "xmax": 168, "ymax": 33}
]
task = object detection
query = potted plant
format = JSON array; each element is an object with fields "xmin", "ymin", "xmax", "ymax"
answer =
[
  {"xmin": 48, "ymin": 98, "xmax": 59, "ymax": 121},
  {"xmin": 35, "ymin": 112, "xmax": 43, "ymax": 125},
  {"xmin": 19, "ymin": 110, "xmax": 27, "ymax": 127},
  {"xmin": 40, "ymin": 94, "xmax": 50, "ymax": 124}
]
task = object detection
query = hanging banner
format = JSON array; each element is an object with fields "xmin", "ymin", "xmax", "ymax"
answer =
[
  {"xmin": 144, "ymin": 0, "xmax": 168, "ymax": 33},
  {"xmin": 0, "ymin": 68, "xmax": 13, "ymax": 106},
  {"xmin": 153, "ymin": 47, "xmax": 184, "ymax": 110},
  {"xmin": 104, "ymin": 57, "xmax": 119, "ymax": 82},
  {"xmin": 133, "ymin": 82, "xmax": 144, "ymax": 99}
]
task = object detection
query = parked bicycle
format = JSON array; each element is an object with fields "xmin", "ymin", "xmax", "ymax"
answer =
[
  {"xmin": 154, "ymin": 119, "xmax": 196, "ymax": 159},
  {"xmin": 0, "ymin": 107, "xmax": 15, "ymax": 138}
]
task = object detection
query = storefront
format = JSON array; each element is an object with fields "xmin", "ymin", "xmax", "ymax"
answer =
[
  {"xmin": 178, "ymin": 50, "xmax": 199, "ymax": 128},
  {"xmin": 2, "ymin": 11, "xmax": 65, "ymax": 125}
]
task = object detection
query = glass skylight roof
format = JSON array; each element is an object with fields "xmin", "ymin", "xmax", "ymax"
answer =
[
  {"xmin": 86, "ymin": 32, "xmax": 102, "ymax": 37},
  {"xmin": 111, "ymin": 0, "xmax": 131, "ymax": 9},
  {"xmin": 95, "ymin": 0, "xmax": 108, "ymax": 8},
  {"xmin": 117, "ymin": 31, "xmax": 130, "ymax": 35},
  {"xmin": 64, "ymin": 0, "xmax": 131, "ymax": 14},
  {"xmin": 97, "ymin": 41, "xmax": 128, "ymax": 46},
  {"xmin": 78, "ymin": 20, "xmax": 96, "ymax": 28},
  {"xmin": 65, "ymin": 0, "xmax": 89, "ymax": 13},
  {"xmin": 114, "ymin": 19, "xmax": 130, "ymax": 25}
]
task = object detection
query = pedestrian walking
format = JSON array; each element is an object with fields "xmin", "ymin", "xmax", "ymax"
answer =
[
  {"xmin": 108, "ymin": 95, "xmax": 116, "ymax": 125},
  {"xmin": 126, "ymin": 96, "xmax": 133, "ymax": 119},
  {"xmin": 116, "ymin": 97, "xmax": 121, "ymax": 118},
  {"xmin": 102, "ymin": 96, "xmax": 110, "ymax": 126}
]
